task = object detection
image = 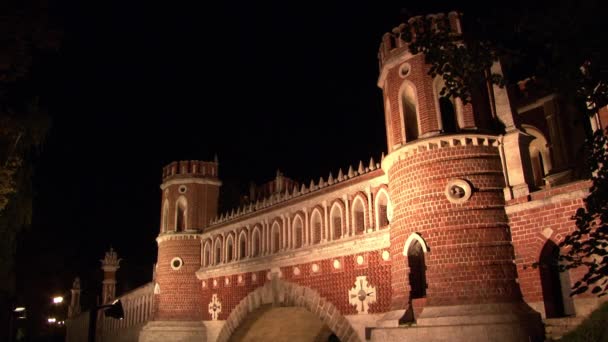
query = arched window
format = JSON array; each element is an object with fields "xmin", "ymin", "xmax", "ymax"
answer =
[
  {"xmin": 439, "ymin": 97, "xmax": 458, "ymax": 133},
  {"xmin": 352, "ymin": 198, "xmax": 366, "ymax": 235},
  {"xmin": 311, "ymin": 210, "xmax": 323, "ymax": 244},
  {"xmin": 408, "ymin": 240, "xmax": 427, "ymax": 298},
  {"xmin": 522, "ymin": 125, "xmax": 552, "ymax": 188},
  {"xmin": 239, "ymin": 232, "xmax": 247, "ymax": 259},
  {"xmin": 226, "ymin": 235, "xmax": 234, "ymax": 263},
  {"xmin": 203, "ymin": 241, "xmax": 211, "ymax": 267},
  {"xmin": 293, "ymin": 216, "xmax": 303, "ymax": 248},
  {"xmin": 539, "ymin": 240, "xmax": 574, "ymax": 318},
  {"xmin": 330, "ymin": 204, "xmax": 343, "ymax": 240},
  {"xmin": 214, "ymin": 238, "xmax": 222, "ymax": 265},
  {"xmin": 162, "ymin": 200, "xmax": 169, "ymax": 232},
  {"xmin": 375, "ymin": 190, "xmax": 390, "ymax": 228},
  {"xmin": 271, "ymin": 222, "xmax": 281, "ymax": 253},
  {"xmin": 252, "ymin": 228, "xmax": 261, "ymax": 257},
  {"xmin": 176, "ymin": 197, "xmax": 187, "ymax": 232},
  {"xmin": 401, "ymin": 83, "xmax": 419, "ymax": 142}
]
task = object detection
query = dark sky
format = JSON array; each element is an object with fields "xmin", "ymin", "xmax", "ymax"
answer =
[{"xmin": 17, "ymin": 0, "xmax": 470, "ymax": 332}]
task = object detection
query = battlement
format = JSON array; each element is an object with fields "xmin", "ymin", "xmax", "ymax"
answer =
[
  {"xmin": 378, "ymin": 11, "xmax": 461, "ymax": 68},
  {"xmin": 162, "ymin": 160, "xmax": 219, "ymax": 181}
]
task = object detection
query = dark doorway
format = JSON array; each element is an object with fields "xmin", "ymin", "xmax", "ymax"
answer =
[
  {"xmin": 407, "ymin": 240, "xmax": 427, "ymax": 298},
  {"xmin": 539, "ymin": 240, "xmax": 566, "ymax": 318}
]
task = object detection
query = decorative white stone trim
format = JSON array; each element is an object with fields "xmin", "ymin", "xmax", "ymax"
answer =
[
  {"xmin": 160, "ymin": 177, "xmax": 222, "ymax": 190},
  {"xmin": 154, "ymin": 283, "xmax": 160, "ymax": 294},
  {"xmin": 402, "ymin": 233, "xmax": 429, "ymax": 256},
  {"xmin": 196, "ymin": 230, "xmax": 389, "ymax": 280},
  {"xmin": 356, "ymin": 255, "xmax": 364, "ymax": 265},
  {"xmin": 333, "ymin": 259, "xmax": 341, "ymax": 269},
  {"xmin": 381, "ymin": 250, "xmax": 390, "ymax": 261},
  {"xmin": 348, "ymin": 276, "xmax": 377, "ymax": 314},
  {"xmin": 170, "ymin": 257, "xmax": 183, "ymax": 270},
  {"xmin": 505, "ymin": 188, "xmax": 588, "ymax": 214},
  {"xmin": 293, "ymin": 267, "xmax": 300, "ymax": 276},
  {"xmin": 312, "ymin": 264, "xmax": 320, "ymax": 273},
  {"xmin": 381, "ymin": 134, "xmax": 500, "ymax": 173},
  {"xmin": 208, "ymin": 294, "xmax": 222, "ymax": 321},
  {"xmin": 445, "ymin": 178, "xmax": 472, "ymax": 204},
  {"xmin": 156, "ymin": 233, "xmax": 200, "ymax": 244}
]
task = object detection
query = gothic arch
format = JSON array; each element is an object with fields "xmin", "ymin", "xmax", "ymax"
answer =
[
  {"xmin": 215, "ymin": 279, "xmax": 361, "ymax": 342},
  {"xmin": 225, "ymin": 234, "xmax": 235, "ymax": 263},
  {"xmin": 238, "ymin": 230, "xmax": 248, "ymax": 260},
  {"xmin": 162, "ymin": 200, "xmax": 169, "ymax": 232},
  {"xmin": 175, "ymin": 196, "xmax": 187, "ymax": 232},
  {"xmin": 214, "ymin": 236, "xmax": 223, "ymax": 265},
  {"xmin": 203, "ymin": 239, "xmax": 212, "ymax": 267},
  {"xmin": 251, "ymin": 225, "xmax": 262, "ymax": 257},
  {"xmin": 351, "ymin": 193, "xmax": 368, "ymax": 235},
  {"xmin": 522, "ymin": 124, "xmax": 552, "ymax": 188},
  {"xmin": 310, "ymin": 208, "xmax": 323, "ymax": 244},
  {"xmin": 271, "ymin": 221, "xmax": 281, "ymax": 253},
  {"xmin": 329, "ymin": 201, "xmax": 344, "ymax": 240},
  {"xmin": 374, "ymin": 187, "xmax": 390, "ymax": 229},
  {"xmin": 433, "ymin": 76, "xmax": 462, "ymax": 133},
  {"xmin": 292, "ymin": 213, "xmax": 305, "ymax": 248},
  {"xmin": 402, "ymin": 233, "xmax": 429, "ymax": 255},
  {"xmin": 398, "ymin": 80, "xmax": 420, "ymax": 142}
]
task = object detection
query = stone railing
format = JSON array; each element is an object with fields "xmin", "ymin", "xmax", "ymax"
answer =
[{"xmin": 99, "ymin": 282, "xmax": 155, "ymax": 341}]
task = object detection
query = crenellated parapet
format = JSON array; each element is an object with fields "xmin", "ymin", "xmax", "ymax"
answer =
[
  {"xmin": 378, "ymin": 11, "xmax": 462, "ymax": 69},
  {"xmin": 162, "ymin": 160, "xmax": 219, "ymax": 181}
]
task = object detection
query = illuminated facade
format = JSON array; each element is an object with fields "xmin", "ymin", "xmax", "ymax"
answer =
[{"xmin": 66, "ymin": 12, "xmax": 608, "ymax": 342}]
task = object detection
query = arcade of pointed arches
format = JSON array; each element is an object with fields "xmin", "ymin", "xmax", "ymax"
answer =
[{"xmin": 201, "ymin": 187, "xmax": 391, "ymax": 268}]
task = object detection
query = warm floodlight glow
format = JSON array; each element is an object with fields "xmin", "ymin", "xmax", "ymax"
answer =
[
  {"xmin": 52, "ymin": 296, "xmax": 64, "ymax": 304},
  {"xmin": 48, "ymin": 317, "xmax": 57, "ymax": 323},
  {"xmin": 13, "ymin": 307, "xmax": 26, "ymax": 312}
]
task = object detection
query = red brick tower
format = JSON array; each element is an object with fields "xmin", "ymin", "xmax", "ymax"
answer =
[
  {"xmin": 377, "ymin": 13, "xmax": 543, "ymax": 341},
  {"xmin": 141, "ymin": 160, "xmax": 221, "ymax": 342}
]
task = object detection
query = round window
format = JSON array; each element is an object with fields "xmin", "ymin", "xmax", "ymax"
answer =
[
  {"xmin": 178, "ymin": 185, "xmax": 187, "ymax": 194},
  {"xmin": 445, "ymin": 179, "xmax": 473, "ymax": 204},
  {"xmin": 399, "ymin": 63, "xmax": 411, "ymax": 78},
  {"xmin": 170, "ymin": 257, "xmax": 183, "ymax": 270}
]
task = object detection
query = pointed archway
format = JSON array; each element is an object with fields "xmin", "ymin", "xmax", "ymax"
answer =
[
  {"xmin": 215, "ymin": 278, "xmax": 360, "ymax": 342},
  {"xmin": 539, "ymin": 240, "xmax": 573, "ymax": 318}
]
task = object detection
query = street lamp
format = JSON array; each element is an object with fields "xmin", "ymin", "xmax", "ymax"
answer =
[{"xmin": 52, "ymin": 296, "xmax": 64, "ymax": 304}]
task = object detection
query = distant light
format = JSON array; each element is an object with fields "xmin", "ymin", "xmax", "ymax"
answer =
[
  {"xmin": 17, "ymin": 315, "xmax": 27, "ymax": 320},
  {"xmin": 48, "ymin": 317, "xmax": 57, "ymax": 323},
  {"xmin": 14, "ymin": 307, "xmax": 26, "ymax": 312},
  {"xmin": 52, "ymin": 296, "xmax": 64, "ymax": 304}
]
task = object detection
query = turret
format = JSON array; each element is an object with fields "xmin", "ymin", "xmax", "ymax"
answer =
[
  {"xmin": 378, "ymin": 12, "xmax": 543, "ymax": 341},
  {"xmin": 100, "ymin": 248, "xmax": 121, "ymax": 305},
  {"xmin": 153, "ymin": 159, "xmax": 221, "ymax": 321},
  {"xmin": 67, "ymin": 277, "xmax": 81, "ymax": 318}
]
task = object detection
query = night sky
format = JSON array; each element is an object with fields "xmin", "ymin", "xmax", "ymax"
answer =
[{"xmin": 17, "ymin": 0, "xmax": 470, "ymax": 333}]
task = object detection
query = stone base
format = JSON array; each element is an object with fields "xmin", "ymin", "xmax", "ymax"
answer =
[
  {"xmin": 139, "ymin": 321, "xmax": 206, "ymax": 342},
  {"xmin": 371, "ymin": 303, "xmax": 544, "ymax": 342}
]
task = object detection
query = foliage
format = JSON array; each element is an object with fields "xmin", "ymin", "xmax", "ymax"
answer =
[
  {"xmin": 558, "ymin": 301, "xmax": 608, "ymax": 342},
  {"xmin": 559, "ymin": 129, "xmax": 608, "ymax": 297},
  {"xmin": 395, "ymin": 1, "xmax": 608, "ymax": 296}
]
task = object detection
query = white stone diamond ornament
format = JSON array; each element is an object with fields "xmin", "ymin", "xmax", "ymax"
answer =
[
  {"xmin": 348, "ymin": 276, "xmax": 377, "ymax": 314},
  {"xmin": 208, "ymin": 294, "xmax": 222, "ymax": 320}
]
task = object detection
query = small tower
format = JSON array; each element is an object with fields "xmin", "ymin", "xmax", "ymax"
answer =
[
  {"xmin": 378, "ymin": 12, "xmax": 542, "ymax": 341},
  {"xmin": 100, "ymin": 248, "xmax": 121, "ymax": 305},
  {"xmin": 154, "ymin": 160, "xmax": 220, "ymax": 320},
  {"xmin": 67, "ymin": 277, "xmax": 81, "ymax": 318}
]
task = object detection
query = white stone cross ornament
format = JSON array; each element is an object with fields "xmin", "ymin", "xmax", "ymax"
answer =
[
  {"xmin": 208, "ymin": 294, "xmax": 222, "ymax": 320},
  {"xmin": 348, "ymin": 276, "xmax": 376, "ymax": 314}
]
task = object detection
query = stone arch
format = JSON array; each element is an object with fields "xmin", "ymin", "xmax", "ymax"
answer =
[
  {"xmin": 161, "ymin": 200, "xmax": 169, "ymax": 232},
  {"xmin": 238, "ymin": 230, "xmax": 248, "ymax": 260},
  {"xmin": 292, "ymin": 213, "xmax": 304, "ymax": 248},
  {"xmin": 398, "ymin": 80, "xmax": 420, "ymax": 142},
  {"xmin": 403, "ymin": 233, "xmax": 429, "ymax": 299},
  {"xmin": 175, "ymin": 196, "xmax": 187, "ymax": 232},
  {"xmin": 402, "ymin": 233, "xmax": 429, "ymax": 255},
  {"xmin": 310, "ymin": 207, "xmax": 324, "ymax": 244},
  {"xmin": 225, "ymin": 234, "xmax": 235, "ymax": 263},
  {"xmin": 374, "ymin": 187, "xmax": 390, "ymax": 229},
  {"xmin": 351, "ymin": 193, "xmax": 368, "ymax": 235},
  {"xmin": 522, "ymin": 124, "xmax": 552, "ymax": 188},
  {"xmin": 433, "ymin": 76, "xmax": 461, "ymax": 133},
  {"xmin": 203, "ymin": 239, "xmax": 212, "ymax": 267},
  {"xmin": 251, "ymin": 225, "xmax": 262, "ymax": 257},
  {"xmin": 329, "ymin": 201, "xmax": 344, "ymax": 240},
  {"xmin": 271, "ymin": 221, "xmax": 281, "ymax": 253},
  {"xmin": 214, "ymin": 236, "xmax": 223, "ymax": 265},
  {"xmin": 216, "ymin": 279, "xmax": 361, "ymax": 342}
]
